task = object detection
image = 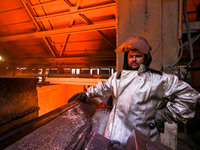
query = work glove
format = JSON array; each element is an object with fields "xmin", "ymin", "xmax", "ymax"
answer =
[
  {"xmin": 68, "ymin": 92, "xmax": 89, "ymax": 103},
  {"xmin": 155, "ymin": 108, "xmax": 175, "ymax": 133}
]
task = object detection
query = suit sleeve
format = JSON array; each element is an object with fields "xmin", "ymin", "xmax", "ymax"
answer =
[
  {"xmin": 86, "ymin": 73, "xmax": 117, "ymax": 98},
  {"xmin": 163, "ymin": 73, "xmax": 200, "ymax": 122}
]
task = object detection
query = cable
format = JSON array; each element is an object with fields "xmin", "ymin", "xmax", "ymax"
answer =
[
  {"xmin": 183, "ymin": 0, "xmax": 194, "ymax": 68},
  {"xmin": 172, "ymin": 39, "xmax": 184, "ymax": 67}
]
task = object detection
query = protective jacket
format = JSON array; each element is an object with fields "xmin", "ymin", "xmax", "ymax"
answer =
[{"xmin": 87, "ymin": 64, "xmax": 199, "ymax": 146}]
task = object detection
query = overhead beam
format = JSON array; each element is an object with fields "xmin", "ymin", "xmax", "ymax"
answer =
[
  {"xmin": 30, "ymin": 0, "xmax": 58, "ymax": 7},
  {"xmin": 63, "ymin": 0, "xmax": 73, "ymax": 7},
  {"xmin": 20, "ymin": 0, "xmax": 57, "ymax": 57},
  {"xmin": 20, "ymin": 0, "xmax": 41, "ymax": 31},
  {"xmin": 6, "ymin": 56, "xmax": 116, "ymax": 66},
  {"xmin": 31, "ymin": 0, "xmax": 81, "ymax": 8},
  {"xmin": 79, "ymin": 14, "xmax": 115, "ymax": 48},
  {"xmin": 97, "ymin": 30, "xmax": 115, "ymax": 48},
  {"xmin": 60, "ymin": 34, "xmax": 70, "ymax": 57},
  {"xmin": 58, "ymin": 0, "xmax": 81, "ymax": 57},
  {"xmin": 43, "ymin": 37, "xmax": 57, "ymax": 57},
  {"xmin": 0, "ymin": 7, "xmax": 24, "ymax": 14},
  {"xmin": 0, "ymin": 21, "xmax": 116, "ymax": 42},
  {"xmin": 35, "ymin": 3, "xmax": 116, "ymax": 21},
  {"xmin": 76, "ymin": 0, "xmax": 82, "ymax": 9}
]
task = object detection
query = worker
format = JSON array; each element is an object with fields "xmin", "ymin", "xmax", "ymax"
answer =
[{"xmin": 68, "ymin": 36, "xmax": 200, "ymax": 147}]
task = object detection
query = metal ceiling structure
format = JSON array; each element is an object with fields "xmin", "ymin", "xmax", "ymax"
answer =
[
  {"xmin": 0, "ymin": 0, "xmax": 199, "ymax": 77},
  {"xmin": 0, "ymin": 0, "xmax": 117, "ymax": 69}
]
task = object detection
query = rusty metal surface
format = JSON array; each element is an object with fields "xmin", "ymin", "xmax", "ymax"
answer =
[
  {"xmin": 0, "ymin": 107, "xmax": 39, "ymax": 126},
  {"xmin": 0, "ymin": 101, "xmax": 80, "ymax": 149},
  {"xmin": 84, "ymin": 132, "xmax": 110, "ymax": 150},
  {"xmin": 4, "ymin": 102, "xmax": 96, "ymax": 150},
  {"xmin": 0, "ymin": 77, "xmax": 39, "ymax": 117},
  {"xmin": 0, "ymin": 77, "xmax": 39, "ymax": 134},
  {"xmin": 126, "ymin": 129, "xmax": 172, "ymax": 150}
]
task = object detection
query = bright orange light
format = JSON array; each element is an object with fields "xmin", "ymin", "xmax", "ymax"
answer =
[{"xmin": 0, "ymin": 56, "xmax": 4, "ymax": 61}]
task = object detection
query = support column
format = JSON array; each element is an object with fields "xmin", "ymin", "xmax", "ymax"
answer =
[{"xmin": 117, "ymin": 0, "xmax": 179, "ymax": 70}]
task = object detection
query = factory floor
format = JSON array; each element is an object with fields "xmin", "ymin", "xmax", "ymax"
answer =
[
  {"xmin": 177, "ymin": 136, "xmax": 200, "ymax": 150},
  {"xmin": 177, "ymin": 118, "xmax": 200, "ymax": 150}
]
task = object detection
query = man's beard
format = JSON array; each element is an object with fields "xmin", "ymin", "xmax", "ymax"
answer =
[{"xmin": 128, "ymin": 64, "xmax": 140, "ymax": 70}]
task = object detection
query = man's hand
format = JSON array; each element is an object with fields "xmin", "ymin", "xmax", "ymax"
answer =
[
  {"xmin": 155, "ymin": 108, "xmax": 174, "ymax": 133},
  {"xmin": 68, "ymin": 92, "xmax": 88, "ymax": 103}
]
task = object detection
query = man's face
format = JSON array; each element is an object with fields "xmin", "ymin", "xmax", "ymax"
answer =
[{"xmin": 127, "ymin": 50, "xmax": 145, "ymax": 70}]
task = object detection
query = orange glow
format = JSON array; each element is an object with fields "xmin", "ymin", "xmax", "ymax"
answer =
[
  {"xmin": 0, "ymin": 0, "xmax": 116, "ymax": 69},
  {"xmin": 37, "ymin": 84, "xmax": 86, "ymax": 116}
]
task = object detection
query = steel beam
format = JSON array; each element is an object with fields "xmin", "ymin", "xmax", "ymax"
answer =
[
  {"xmin": 20, "ymin": 0, "xmax": 41, "ymax": 31},
  {"xmin": 0, "ymin": 7, "xmax": 24, "ymax": 14},
  {"xmin": 35, "ymin": 3, "xmax": 116, "ymax": 21},
  {"xmin": 30, "ymin": 0, "xmax": 58, "ymax": 7},
  {"xmin": 63, "ymin": 0, "xmax": 73, "ymax": 7},
  {"xmin": 59, "ymin": 0, "xmax": 82, "ymax": 57},
  {"xmin": 7, "ymin": 55, "xmax": 116, "ymax": 63},
  {"xmin": 20, "ymin": 0, "xmax": 58, "ymax": 57},
  {"xmin": 60, "ymin": 34, "xmax": 70, "ymax": 57},
  {"xmin": 43, "ymin": 37, "xmax": 57, "ymax": 57},
  {"xmin": 79, "ymin": 14, "xmax": 115, "ymax": 48},
  {"xmin": 0, "ymin": 21, "xmax": 116, "ymax": 42}
]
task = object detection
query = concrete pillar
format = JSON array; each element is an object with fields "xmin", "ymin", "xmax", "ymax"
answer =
[{"xmin": 117, "ymin": 0, "xmax": 179, "ymax": 71}]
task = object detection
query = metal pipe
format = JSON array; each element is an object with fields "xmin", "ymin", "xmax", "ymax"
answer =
[
  {"xmin": 172, "ymin": 0, "xmax": 184, "ymax": 67},
  {"xmin": 178, "ymin": 0, "xmax": 182, "ymax": 40},
  {"xmin": 183, "ymin": 0, "xmax": 194, "ymax": 68}
]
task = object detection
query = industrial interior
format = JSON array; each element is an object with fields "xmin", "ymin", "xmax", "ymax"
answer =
[{"xmin": 0, "ymin": 0, "xmax": 200, "ymax": 149}]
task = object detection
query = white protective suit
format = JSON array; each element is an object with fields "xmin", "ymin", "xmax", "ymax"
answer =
[{"xmin": 87, "ymin": 64, "xmax": 199, "ymax": 146}]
